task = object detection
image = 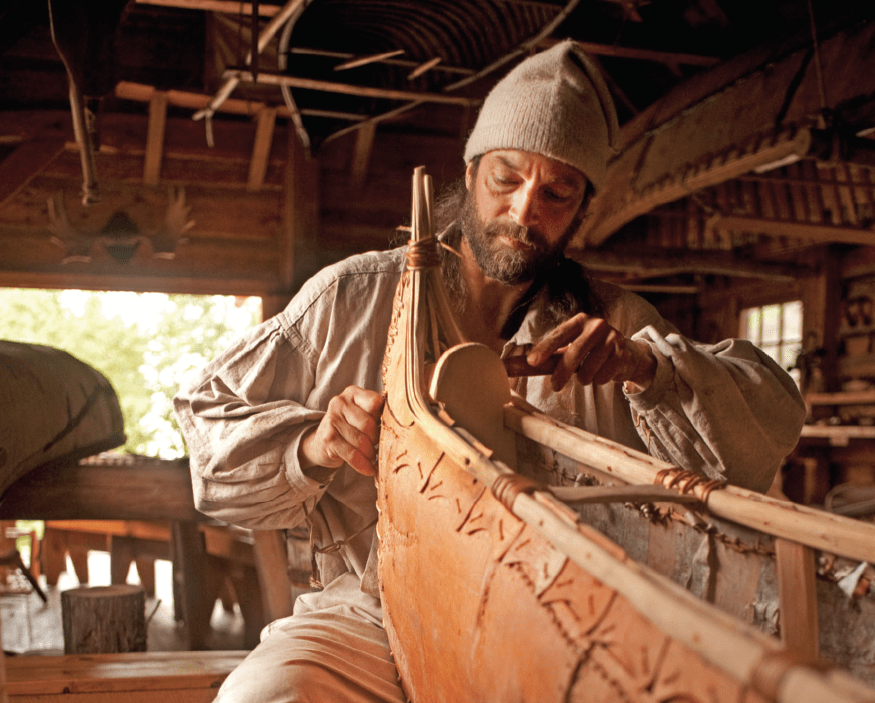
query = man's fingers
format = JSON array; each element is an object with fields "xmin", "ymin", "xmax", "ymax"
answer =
[
  {"xmin": 302, "ymin": 386, "xmax": 385, "ymax": 476},
  {"xmin": 585, "ymin": 346, "xmax": 625, "ymax": 386},
  {"xmin": 528, "ymin": 317, "xmax": 583, "ymax": 365},
  {"xmin": 351, "ymin": 387, "xmax": 386, "ymax": 416}
]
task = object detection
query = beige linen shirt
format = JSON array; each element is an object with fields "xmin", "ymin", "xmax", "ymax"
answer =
[{"xmin": 174, "ymin": 246, "xmax": 805, "ymax": 621}]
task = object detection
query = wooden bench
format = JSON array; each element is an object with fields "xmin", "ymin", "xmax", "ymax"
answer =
[
  {"xmin": 5, "ymin": 650, "xmax": 248, "ymax": 702},
  {"xmin": 0, "ymin": 454, "xmax": 296, "ymax": 650},
  {"xmin": 40, "ymin": 519, "xmax": 295, "ymax": 649}
]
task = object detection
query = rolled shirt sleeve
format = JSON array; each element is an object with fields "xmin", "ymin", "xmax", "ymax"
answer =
[
  {"xmin": 510, "ymin": 279, "xmax": 805, "ymax": 493},
  {"xmin": 173, "ymin": 249, "xmax": 407, "ymax": 532},
  {"xmin": 626, "ymin": 327, "xmax": 806, "ymax": 492}
]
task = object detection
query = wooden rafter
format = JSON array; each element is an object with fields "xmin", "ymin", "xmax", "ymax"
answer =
[
  {"xmin": 644, "ymin": 159, "xmax": 875, "ymax": 249},
  {"xmin": 572, "ymin": 247, "xmax": 809, "ymax": 282},
  {"xmin": 225, "ymin": 69, "xmax": 480, "ymax": 106},
  {"xmin": 0, "ymin": 138, "xmax": 66, "ymax": 210},
  {"xmin": 247, "ymin": 107, "xmax": 276, "ymax": 192},
  {"xmin": 577, "ymin": 41, "xmax": 720, "ymax": 69},
  {"xmin": 288, "ymin": 47, "xmax": 473, "ymax": 77},
  {"xmin": 143, "ymin": 90, "xmax": 168, "ymax": 186},
  {"xmin": 350, "ymin": 122, "xmax": 376, "ymax": 192},
  {"xmin": 135, "ymin": 0, "xmax": 282, "ymax": 17},
  {"xmin": 580, "ymin": 18, "xmax": 875, "ymax": 248},
  {"xmin": 116, "ymin": 81, "xmax": 368, "ymax": 123}
]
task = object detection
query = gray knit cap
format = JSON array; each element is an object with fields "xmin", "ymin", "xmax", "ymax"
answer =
[{"xmin": 463, "ymin": 40, "xmax": 619, "ymax": 191}]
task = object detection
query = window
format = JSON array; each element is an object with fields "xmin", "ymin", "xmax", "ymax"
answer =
[{"xmin": 740, "ymin": 301, "xmax": 803, "ymax": 370}]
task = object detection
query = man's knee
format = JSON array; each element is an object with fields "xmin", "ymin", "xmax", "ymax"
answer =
[{"xmin": 216, "ymin": 657, "xmax": 331, "ymax": 703}]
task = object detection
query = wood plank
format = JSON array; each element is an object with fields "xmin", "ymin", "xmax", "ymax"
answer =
[
  {"xmin": 786, "ymin": 162, "xmax": 811, "ymax": 222},
  {"xmin": 136, "ymin": 0, "xmax": 281, "ymax": 15},
  {"xmin": 200, "ymin": 524, "xmax": 255, "ymax": 566},
  {"xmin": 0, "ymin": 461, "xmax": 203, "ymax": 522},
  {"xmin": 575, "ymin": 40, "xmax": 719, "ymax": 67},
  {"xmin": 286, "ymin": 131, "xmax": 321, "ymax": 291},
  {"xmin": 7, "ymin": 651, "xmax": 246, "ymax": 697},
  {"xmin": 143, "ymin": 91, "xmax": 167, "ymax": 187},
  {"xmin": 799, "ymin": 425, "xmax": 875, "ymax": 440},
  {"xmin": 10, "ymin": 692, "xmax": 216, "ymax": 702},
  {"xmin": 801, "ymin": 159, "xmax": 825, "ymax": 223},
  {"xmin": 712, "ymin": 214, "xmax": 875, "ymax": 246},
  {"xmin": 230, "ymin": 69, "xmax": 479, "ymax": 106},
  {"xmin": 350, "ymin": 122, "xmax": 376, "ymax": 192},
  {"xmin": 0, "ymin": 138, "xmax": 66, "ymax": 210},
  {"xmin": 44, "ymin": 520, "xmax": 172, "ymax": 542},
  {"xmin": 1, "ymin": 176, "xmax": 283, "ymax": 240},
  {"xmin": 247, "ymin": 107, "xmax": 276, "ymax": 192},
  {"xmin": 571, "ymin": 246, "xmax": 806, "ymax": 281},
  {"xmin": 807, "ymin": 390, "xmax": 875, "ymax": 405},
  {"xmin": 819, "ymin": 164, "xmax": 843, "ymax": 226},
  {"xmin": 775, "ymin": 538, "xmax": 819, "ymax": 660}
]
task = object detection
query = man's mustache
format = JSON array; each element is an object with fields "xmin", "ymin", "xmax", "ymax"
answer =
[{"xmin": 484, "ymin": 220, "xmax": 547, "ymax": 249}]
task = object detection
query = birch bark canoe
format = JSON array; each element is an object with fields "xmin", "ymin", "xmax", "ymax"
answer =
[{"xmin": 376, "ymin": 167, "xmax": 875, "ymax": 702}]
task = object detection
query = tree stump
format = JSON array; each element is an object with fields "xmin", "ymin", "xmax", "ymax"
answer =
[{"xmin": 61, "ymin": 584, "xmax": 147, "ymax": 654}]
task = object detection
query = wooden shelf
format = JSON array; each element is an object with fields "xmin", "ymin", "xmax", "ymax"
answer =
[
  {"xmin": 799, "ymin": 424, "xmax": 875, "ymax": 445},
  {"xmin": 807, "ymin": 390, "xmax": 875, "ymax": 406}
]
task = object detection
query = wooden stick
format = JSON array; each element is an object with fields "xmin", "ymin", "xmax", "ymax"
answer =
[
  {"xmin": 503, "ymin": 354, "xmax": 560, "ymax": 377},
  {"xmin": 334, "ymin": 50, "xmax": 405, "ymax": 71},
  {"xmin": 504, "ymin": 403, "xmax": 875, "ymax": 563},
  {"xmin": 227, "ymin": 69, "xmax": 479, "ymax": 106}
]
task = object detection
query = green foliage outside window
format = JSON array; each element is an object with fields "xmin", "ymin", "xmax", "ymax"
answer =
[{"xmin": 0, "ymin": 288, "xmax": 260, "ymax": 459}]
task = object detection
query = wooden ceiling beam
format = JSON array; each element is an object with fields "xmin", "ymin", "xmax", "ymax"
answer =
[
  {"xmin": 116, "ymin": 81, "xmax": 370, "ymax": 123},
  {"xmin": 247, "ymin": 107, "xmax": 276, "ymax": 192},
  {"xmin": 135, "ymin": 0, "xmax": 282, "ymax": 16},
  {"xmin": 571, "ymin": 247, "xmax": 811, "ymax": 282},
  {"xmin": 576, "ymin": 41, "xmax": 720, "ymax": 68},
  {"xmin": 713, "ymin": 214, "xmax": 875, "ymax": 247},
  {"xmin": 227, "ymin": 70, "xmax": 480, "ymax": 106},
  {"xmin": 0, "ymin": 138, "xmax": 66, "ymax": 211},
  {"xmin": 538, "ymin": 37, "xmax": 720, "ymax": 68}
]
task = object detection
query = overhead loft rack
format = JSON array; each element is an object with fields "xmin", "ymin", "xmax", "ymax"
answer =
[
  {"xmin": 577, "ymin": 14, "xmax": 875, "ymax": 250},
  {"xmin": 192, "ymin": 0, "xmax": 581, "ymax": 150}
]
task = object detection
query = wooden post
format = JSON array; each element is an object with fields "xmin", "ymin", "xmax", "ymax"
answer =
[
  {"xmin": 775, "ymin": 538, "xmax": 820, "ymax": 660},
  {"xmin": 61, "ymin": 584, "xmax": 147, "ymax": 654},
  {"xmin": 252, "ymin": 529, "xmax": 294, "ymax": 622}
]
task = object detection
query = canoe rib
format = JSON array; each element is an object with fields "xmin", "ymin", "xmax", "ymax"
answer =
[{"xmin": 376, "ymin": 167, "xmax": 875, "ymax": 703}]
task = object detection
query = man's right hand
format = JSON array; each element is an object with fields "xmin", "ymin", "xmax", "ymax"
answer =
[{"xmin": 299, "ymin": 386, "xmax": 385, "ymax": 477}]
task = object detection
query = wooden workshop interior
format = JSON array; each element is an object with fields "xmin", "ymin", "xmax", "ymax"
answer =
[{"xmin": 0, "ymin": 0, "xmax": 874, "ymax": 699}]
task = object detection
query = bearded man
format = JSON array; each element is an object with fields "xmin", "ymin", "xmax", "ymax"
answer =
[{"xmin": 174, "ymin": 40, "xmax": 805, "ymax": 703}]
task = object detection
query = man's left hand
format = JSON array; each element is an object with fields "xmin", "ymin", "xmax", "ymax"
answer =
[{"xmin": 526, "ymin": 313, "xmax": 657, "ymax": 392}]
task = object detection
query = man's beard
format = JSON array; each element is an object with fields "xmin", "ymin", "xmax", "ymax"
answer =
[{"xmin": 459, "ymin": 188, "xmax": 578, "ymax": 286}]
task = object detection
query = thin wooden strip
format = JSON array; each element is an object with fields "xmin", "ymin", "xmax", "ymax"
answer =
[
  {"xmin": 246, "ymin": 107, "xmax": 276, "ymax": 192},
  {"xmin": 775, "ymin": 538, "xmax": 819, "ymax": 660},
  {"xmin": 504, "ymin": 404, "xmax": 875, "ymax": 564},
  {"xmin": 836, "ymin": 162, "xmax": 858, "ymax": 225},
  {"xmin": 143, "ymin": 91, "xmax": 167, "ymax": 186},
  {"xmin": 230, "ymin": 69, "xmax": 479, "ymax": 106}
]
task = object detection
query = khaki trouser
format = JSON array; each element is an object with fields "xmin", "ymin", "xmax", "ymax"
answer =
[{"xmin": 215, "ymin": 602, "xmax": 407, "ymax": 703}]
